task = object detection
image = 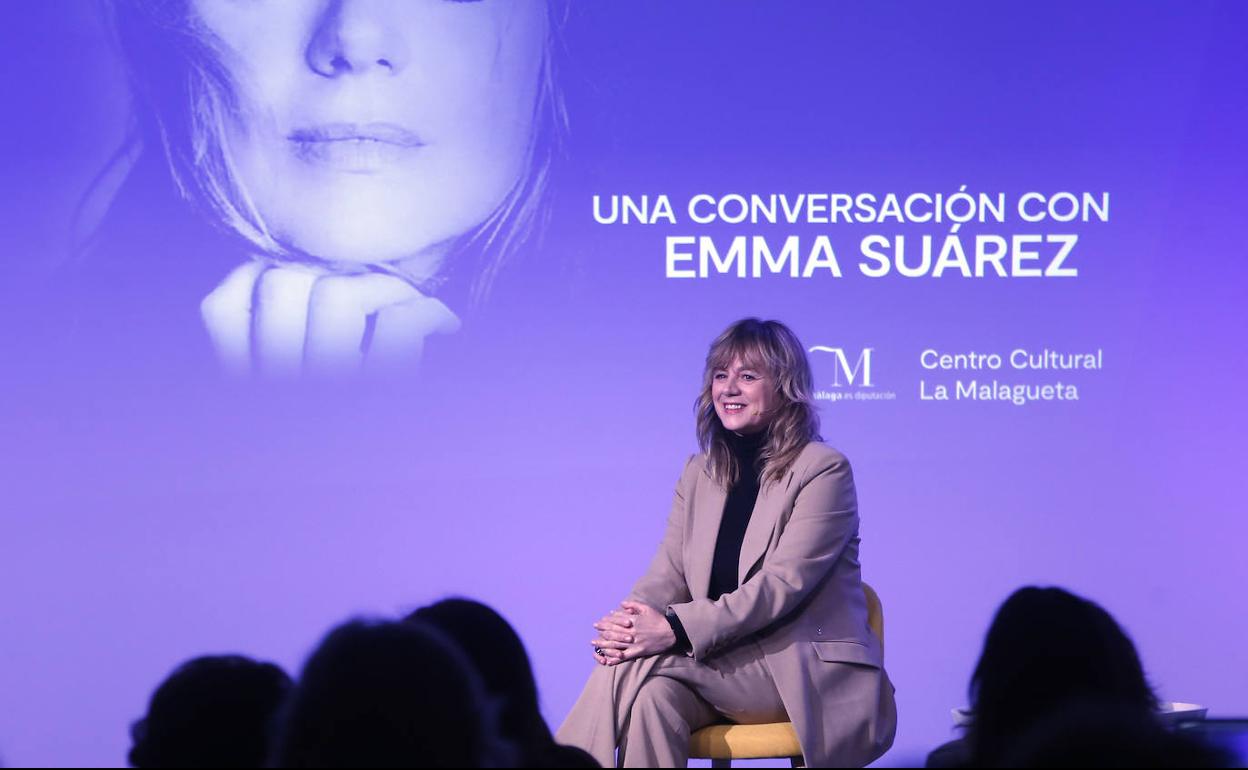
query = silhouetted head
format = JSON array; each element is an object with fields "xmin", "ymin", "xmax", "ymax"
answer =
[
  {"xmin": 271, "ymin": 618, "xmax": 505, "ymax": 768},
  {"xmin": 967, "ymin": 586, "xmax": 1158, "ymax": 766},
  {"xmin": 407, "ymin": 599, "xmax": 546, "ymax": 745},
  {"xmin": 128, "ymin": 654, "xmax": 292, "ymax": 768}
]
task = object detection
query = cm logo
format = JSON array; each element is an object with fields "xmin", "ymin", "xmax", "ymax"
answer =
[{"xmin": 808, "ymin": 347, "xmax": 875, "ymax": 387}]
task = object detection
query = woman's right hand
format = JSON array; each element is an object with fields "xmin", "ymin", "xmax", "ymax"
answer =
[{"xmin": 590, "ymin": 607, "xmax": 637, "ymax": 665}]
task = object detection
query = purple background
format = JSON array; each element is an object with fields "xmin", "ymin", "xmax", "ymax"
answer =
[{"xmin": 2, "ymin": 2, "xmax": 1246, "ymax": 766}]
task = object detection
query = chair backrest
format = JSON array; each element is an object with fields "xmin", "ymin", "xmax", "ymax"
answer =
[{"xmin": 863, "ymin": 582, "xmax": 884, "ymax": 656}]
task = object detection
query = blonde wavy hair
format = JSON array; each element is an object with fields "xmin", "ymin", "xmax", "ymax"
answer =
[{"xmin": 695, "ymin": 319, "xmax": 822, "ymax": 488}]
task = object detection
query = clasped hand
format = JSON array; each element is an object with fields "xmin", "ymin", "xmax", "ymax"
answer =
[
  {"xmin": 590, "ymin": 600, "xmax": 675, "ymax": 666},
  {"xmin": 201, "ymin": 260, "xmax": 461, "ymax": 376}
]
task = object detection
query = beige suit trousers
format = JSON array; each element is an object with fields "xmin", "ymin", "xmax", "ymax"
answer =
[{"xmin": 557, "ymin": 639, "xmax": 787, "ymax": 767}]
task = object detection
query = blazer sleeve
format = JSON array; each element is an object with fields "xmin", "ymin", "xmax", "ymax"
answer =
[
  {"xmin": 669, "ymin": 450, "xmax": 858, "ymax": 660},
  {"xmin": 626, "ymin": 454, "xmax": 698, "ymax": 609}
]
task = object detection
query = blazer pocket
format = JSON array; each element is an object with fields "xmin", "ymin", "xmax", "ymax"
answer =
[{"xmin": 812, "ymin": 640, "xmax": 881, "ymax": 669}]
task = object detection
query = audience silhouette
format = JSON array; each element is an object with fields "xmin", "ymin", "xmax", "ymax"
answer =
[
  {"xmin": 928, "ymin": 586, "xmax": 1227, "ymax": 768},
  {"xmin": 270, "ymin": 618, "xmax": 511, "ymax": 767},
  {"xmin": 128, "ymin": 654, "xmax": 291, "ymax": 768},
  {"xmin": 124, "ymin": 589, "xmax": 1231, "ymax": 768},
  {"xmin": 407, "ymin": 599, "xmax": 598, "ymax": 767},
  {"xmin": 1002, "ymin": 698, "xmax": 1230, "ymax": 767}
]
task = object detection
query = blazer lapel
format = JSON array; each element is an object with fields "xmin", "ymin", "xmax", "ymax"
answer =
[
  {"xmin": 688, "ymin": 466, "xmax": 727, "ymax": 601},
  {"xmin": 737, "ymin": 468, "xmax": 796, "ymax": 585}
]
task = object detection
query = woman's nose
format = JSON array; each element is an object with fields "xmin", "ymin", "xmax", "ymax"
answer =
[{"xmin": 306, "ymin": 0, "xmax": 410, "ymax": 78}]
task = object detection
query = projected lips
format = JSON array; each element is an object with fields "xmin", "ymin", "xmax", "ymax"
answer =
[{"xmin": 288, "ymin": 123, "xmax": 426, "ymax": 173}]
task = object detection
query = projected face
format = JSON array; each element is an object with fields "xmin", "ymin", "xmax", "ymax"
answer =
[
  {"xmin": 712, "ymin": 356, "xmax": 779, "ymax": 435},
  {"xmin": 190, "ymin": 0, "xmax": 547, "ymax": 273}
]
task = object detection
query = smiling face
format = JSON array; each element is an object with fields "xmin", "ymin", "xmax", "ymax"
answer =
[
  {"xmin": 712, "ymin": 356, "xmax": 780, "ymax": 435},
  {"xmin": 189, "ymin": 0, "xmax": 548, "ymax": 270}
]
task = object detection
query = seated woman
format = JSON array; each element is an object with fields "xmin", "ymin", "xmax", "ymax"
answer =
[{"xmin": 557, "ymin": 318, "xmax": 897, "ymax": 768}]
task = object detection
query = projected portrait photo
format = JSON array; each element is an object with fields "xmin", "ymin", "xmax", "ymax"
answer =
[{"xmin": 78, "ymin": 0, "xmax": 563, "ymax": 375}]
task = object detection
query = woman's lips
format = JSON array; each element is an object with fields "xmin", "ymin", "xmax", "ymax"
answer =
[
  {"xmin": 288, "ymin": 122, "xmax": 425, "ymax": 173},
  {"xmin": 722, "ymin": 403, "xmax": 747, "ymax": 415}
]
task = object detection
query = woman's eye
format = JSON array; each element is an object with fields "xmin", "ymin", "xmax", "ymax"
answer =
[
  {"xmin": 714, "ymin": 373, "xmax": 726, "ymax": 380},
  {"xmin": 742, "ymin": 373, "xmax": 757, "ymax": 381}
]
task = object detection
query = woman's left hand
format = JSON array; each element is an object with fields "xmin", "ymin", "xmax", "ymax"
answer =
[{"xmin": 592, "ymin": 601, "xmax": 676, "ymax": 666}]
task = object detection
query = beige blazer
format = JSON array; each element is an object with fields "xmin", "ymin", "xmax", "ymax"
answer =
[{"xmin": 628, "ymin": 441, "xmax": 897, "ymax": 767}]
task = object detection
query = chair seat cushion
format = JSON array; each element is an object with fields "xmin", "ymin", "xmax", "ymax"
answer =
[{"xmin": 689, "ymin": 721, "xmax": 802, "ymax": 759}]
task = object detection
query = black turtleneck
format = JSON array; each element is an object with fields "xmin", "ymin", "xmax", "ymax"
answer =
[
  {"xmin": 663, "ymin": 431, "xmax": 767, "ymax": 655},
  {"xmin": 708, "ymin": 430, "xmax": 766, "ymax": 602}
]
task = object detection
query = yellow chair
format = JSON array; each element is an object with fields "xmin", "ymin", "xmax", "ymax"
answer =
[{"xmin": 688, "ymin": 582, "xmax": 885, "ymax": 768}]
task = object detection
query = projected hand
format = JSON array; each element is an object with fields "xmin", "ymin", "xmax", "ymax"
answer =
[
  {"xmin": 200, "ymin": 260, "xmax": 461, "ymax": 376},
  {"xmin": 591, "ymin": 601, "xmax": 675, "ymax": 666}
]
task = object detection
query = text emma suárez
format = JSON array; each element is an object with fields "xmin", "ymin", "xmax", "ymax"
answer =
[{"xmin": 591, "ymin": 191, "xmax": 1110, "ymax": 279}]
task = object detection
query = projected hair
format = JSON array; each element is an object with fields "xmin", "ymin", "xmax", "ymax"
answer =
[
  {"xmin": 97, "ymin": 0, "xmax": 567, "ymax": 305},
  {"xmin": 695, "ymin": 319, "xmax": 822, "ymax": 488}
]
